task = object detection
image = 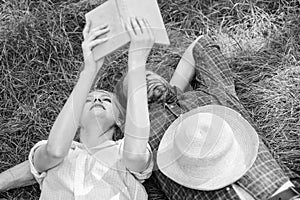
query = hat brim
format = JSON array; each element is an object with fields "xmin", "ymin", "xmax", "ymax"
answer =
[{"xmin": 157, "ymin": 105, "xmax": 259, "ymax": 190}]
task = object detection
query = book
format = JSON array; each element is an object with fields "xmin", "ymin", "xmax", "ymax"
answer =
[{"xmin": 85, "ymin": 0, "xmax": 170, "ymax": 60}]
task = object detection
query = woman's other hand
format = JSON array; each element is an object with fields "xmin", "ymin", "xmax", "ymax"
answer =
[
  {"xmin": 126, "ymin": 17, "xmax": 154, "ymax": 66},
  {"xmin": 122, "ymin": 17, "xmax": 152, "ymax": 173},
  {"xmin": 82, "ymin": 20, "xmax": 109, "ymax": 73}
]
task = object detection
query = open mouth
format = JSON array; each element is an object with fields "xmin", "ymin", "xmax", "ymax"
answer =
[{"xmin": 90, "ymin": 104, "xmax": 106, "ymax": 111}]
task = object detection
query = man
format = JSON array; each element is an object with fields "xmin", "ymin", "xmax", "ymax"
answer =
[{"xmin": 115, "ymin": 35, "xmax": 300, "ymax": 200}]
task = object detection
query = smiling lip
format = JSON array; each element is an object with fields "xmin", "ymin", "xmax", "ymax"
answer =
[{"xmin": 90, "ymin": 104, "xmax": 106, "ymax": 111}]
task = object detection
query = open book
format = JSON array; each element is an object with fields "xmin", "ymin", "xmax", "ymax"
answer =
[{"xmin": 85, "ymin": 0, "xmax": 170, "ymax": 60}]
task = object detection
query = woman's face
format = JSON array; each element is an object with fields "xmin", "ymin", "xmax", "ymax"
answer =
[{"xmin": 80, "ymin": 90, "xmax": 119, "ymax": 130}]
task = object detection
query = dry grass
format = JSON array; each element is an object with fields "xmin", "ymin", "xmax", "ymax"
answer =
[{"xmin": 0, "ymin": 0, "xmax": 299, "ymax": 199}]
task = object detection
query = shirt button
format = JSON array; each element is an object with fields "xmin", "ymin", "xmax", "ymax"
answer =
[
  {"xmin": 170, "ymin": 105, "xmax": 174, "ymax": 108},
  {"xmin": 226, "ymin": 187, "xmax": 230, "ymax": 191}
]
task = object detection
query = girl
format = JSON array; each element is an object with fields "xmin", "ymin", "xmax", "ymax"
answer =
[{"xmin": 27, "ymin": 17, "xmax": 154, "ymax": 199}]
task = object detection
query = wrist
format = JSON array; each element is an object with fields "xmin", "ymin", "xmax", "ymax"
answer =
[
  {"xmin": 128, "ymin": 52, "xmax": 147, "ymax": 64},
  {"xmin": 81, "ymin": 58, "xmax": 104, "ymax": 75},
  {"xmin": 79, "ymin": 69, "xmax": 97, "ymax": 77},
  {"xmin": 128, "ymin": 58, "xmax": 147, "ymax": 70}
]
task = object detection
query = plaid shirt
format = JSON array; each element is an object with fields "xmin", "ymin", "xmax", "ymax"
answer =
[{"xmin": 143, "ymin": 36, "xmax": 296, "ymax": 200}]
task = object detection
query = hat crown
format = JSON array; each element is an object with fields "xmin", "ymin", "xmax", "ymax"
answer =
[
  {"xmin": 174, "ymin": 113, "xmax": 234, "ymax": 167},
  {"xmin": 157, "ymin": 105, "xmax": 259, "ymax": 190}
]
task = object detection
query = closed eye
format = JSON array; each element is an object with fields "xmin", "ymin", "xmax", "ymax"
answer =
[
  {"xmin": 86, "ymin": 99, "xmax": 92, "ymax": 103},
  {"xmin": 103, "ymin": 98, "xmax": 111, "ymax": 103}
]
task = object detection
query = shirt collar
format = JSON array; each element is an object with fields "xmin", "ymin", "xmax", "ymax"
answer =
[{"xmin": 76, "ymin": 140, "xmax": 118, "ymax": 154}]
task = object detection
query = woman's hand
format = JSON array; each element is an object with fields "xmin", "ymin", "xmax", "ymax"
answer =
[
  {"xmin": 82, "ymin": 20, "xmax": 110, "ymax": 73},
  {"xmin": 126, "ymin": 17, "xmax": 154, "ymax": 66}
]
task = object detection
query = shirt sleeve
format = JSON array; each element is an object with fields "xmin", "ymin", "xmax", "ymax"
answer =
[
  {"xmin": 119, "ymin": 139, "xmax": 154, "ymax": 183},
  {"xmin": 28, "ymin": 140, "xmax": 80, "ymax": 188},
  {"xmin": 130, "ymin": 144, "xmax": 154, "ymax": 183},
  {"xmin": 28, "ymin": 140, "xmax": 48, "ymax": 187}
]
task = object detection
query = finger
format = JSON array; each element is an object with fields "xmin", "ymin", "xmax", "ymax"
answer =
[
  {"xmin": 88, "ymin": 26, "xmax": 110, "ymax": 41},
  {"xmin": 90, "ymin": 24, "xmax": 109, "ymax": 34},
  {"xmin": 135, "ymin": 17, "xmax": 145, "ymax": 33},
  {"xmin": 89, "ymin": 37, "xmax": 109, "ymax": 50},
  {"xmin": 83, "ymin": 20, "xmax": 91, "ymax": 39},
  {"xmin": 130, "ymin": 17, "xmax": 142, "ymax": 35},
  {"xmin": 125, "ymin": 18, "xmax": 135, "ymax": 39},
  {"xmin": 143, "ymin": 18, "xmax": 154, "ymax": 40}
]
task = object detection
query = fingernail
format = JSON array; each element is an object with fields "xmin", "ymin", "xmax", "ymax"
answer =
[{"xmin": 100, "ymin": 24, "xmax": 108, "ymax": 28}]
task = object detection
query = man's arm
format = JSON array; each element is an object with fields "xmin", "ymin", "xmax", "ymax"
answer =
[
  {"xmin": 169, "ymin": 36, "xmax": 203, "ymax": 92},
  {"xmin": 0, "ymin": 160, "xmax": 36, "ymax": 192}
]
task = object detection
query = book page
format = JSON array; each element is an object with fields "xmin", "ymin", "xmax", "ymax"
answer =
[
  {"xmin": 85, "ymin": 0, "xmax": 130, "ymax": 60},
  {"xmin": 120, "ymin": 0, "xmax": 170, "ymax": 45},
  {"xmin": 85, "ymin": 0, "xmax": 170, "ymax": 60}
]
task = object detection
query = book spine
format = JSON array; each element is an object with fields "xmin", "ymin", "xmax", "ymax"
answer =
[{"xmin": 115, "ymin": 0, "xmax": 129, "ymax": 26}]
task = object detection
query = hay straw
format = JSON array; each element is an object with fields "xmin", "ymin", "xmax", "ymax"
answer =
[{"xmin": 1, "ymin": 0, "xmax": 300, "ymax": 198}]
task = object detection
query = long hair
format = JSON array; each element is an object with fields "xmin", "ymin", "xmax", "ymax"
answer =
[{"xmin": 110, "ymin": 92, "xmax": 126, "ymax": 141}]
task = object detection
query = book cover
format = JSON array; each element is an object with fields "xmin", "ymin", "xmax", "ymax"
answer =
[{"xmin": 85, "ymin": 0, "xmax": 170, "ymax": 60}]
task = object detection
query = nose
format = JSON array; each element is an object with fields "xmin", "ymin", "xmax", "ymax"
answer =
[{"xmin": 94, "ymin": 98, "xmax": 102, "ymax": 103}]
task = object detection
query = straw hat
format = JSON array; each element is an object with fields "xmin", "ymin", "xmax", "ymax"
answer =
[{"xmin": 157, "ymin": 105, "xmax": 259, "ymax": 190}]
